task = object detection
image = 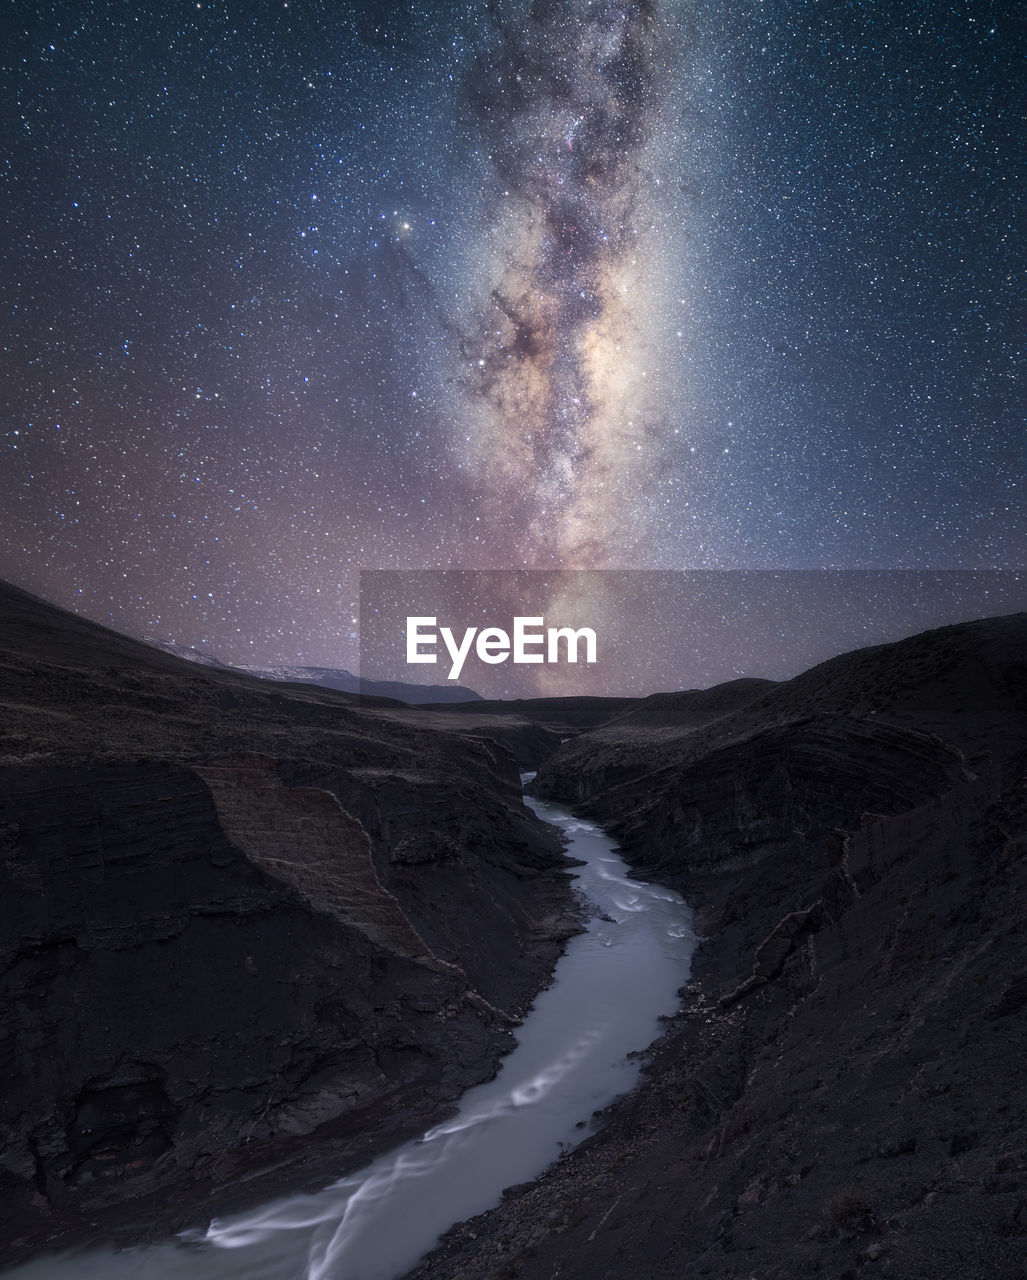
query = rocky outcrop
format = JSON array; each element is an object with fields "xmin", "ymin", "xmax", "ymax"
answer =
[
  {"xmin": 194, "ymin": 756, "xmax": 453, "ymax": 973},
  {"xmin": 271, "ymin": 744, "xmax": 580, "ymax": 1014},
  {"xmin": 569, "ymin": 715, "xmax": 971, "ymax": 883}
]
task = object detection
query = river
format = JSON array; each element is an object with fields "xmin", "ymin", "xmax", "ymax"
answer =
[{"xmin": 4, "ymin": 785, "xmax": 696, "ymax": 1280}]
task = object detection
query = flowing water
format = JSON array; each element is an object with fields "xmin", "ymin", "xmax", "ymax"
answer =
[{"xmin": 5, "ymin": 786, "xmax": 695, "ymax": 1280}]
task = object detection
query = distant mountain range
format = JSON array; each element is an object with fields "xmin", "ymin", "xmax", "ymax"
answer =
[{"xmin": 145, "ymin": 639, "xmax": 483, "ymax": 704}]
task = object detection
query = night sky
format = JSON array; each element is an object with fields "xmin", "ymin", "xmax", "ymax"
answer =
[{"xmin": 2, "ymin": 0, "xmax": 1022, "ymax": 672}]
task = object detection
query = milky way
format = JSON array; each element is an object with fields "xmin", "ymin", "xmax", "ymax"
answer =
[
  {"xmin": 456, "ymin": 0, "xmax": 670, "ymax": 566},
  {"xmin": 0, "ymin": 0, "xmax": 1021, "ymax": 670}
]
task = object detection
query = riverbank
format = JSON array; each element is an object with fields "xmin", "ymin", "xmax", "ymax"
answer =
[
  {"xmin": 2, "ymin": 795, "xmax": 696, "ymax": 1280},
  {"xmin": 0, "ymin": 582, "xmax": 580, "ymax": 1265},
  {"xmin": 403, "ymin": 614, "xmax": 1027, "ymax": 1280}
]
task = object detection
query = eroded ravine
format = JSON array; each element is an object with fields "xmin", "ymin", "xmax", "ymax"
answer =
[{"xmin": 4, "ymin": 785, "xmax": 696, "ymax": 1280}]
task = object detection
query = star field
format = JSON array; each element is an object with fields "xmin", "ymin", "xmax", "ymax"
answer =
[{"xmin": 1, "ymin": 0, "xmax": 1021, "ymax": 669}]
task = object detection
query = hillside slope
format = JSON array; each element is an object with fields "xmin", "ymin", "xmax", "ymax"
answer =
[
  {"xmin": 406, "ymin": 614, "xmax": 1027, "ymax": 1280},
  {"xmin": 0, "ymin": 582, "xmax": 579, "ymax": 1261}
]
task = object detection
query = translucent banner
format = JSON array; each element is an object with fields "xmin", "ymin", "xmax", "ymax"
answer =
[{"xmin": 359, "ymin": 570, "xmax": 1025, "ymax": 700}]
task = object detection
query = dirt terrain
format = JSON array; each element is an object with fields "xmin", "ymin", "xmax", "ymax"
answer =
[
  {"xmin": 4, "ymin": 585, "xmax": 1025, "ymax": 1278},
  {"xmin": 404, "ymin": 614, "xmax": 1027, "ymax": 1280},
  {"xmin": 0, "ymin": 581, "xmax": 581, "ymax": 1262}
]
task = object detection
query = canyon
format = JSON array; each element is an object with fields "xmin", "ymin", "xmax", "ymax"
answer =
[{"xmin": 2, "ymin": 581, "xmax": 1025, "ymax": 1280}]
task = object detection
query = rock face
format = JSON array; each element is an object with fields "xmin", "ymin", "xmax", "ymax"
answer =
[
  {"xmin": 0, "ymin": 581, "xmax": 580, "ymax": 1262},
  {"xmin": 580, "ymin": 715, "xmax": 969, "ymax": 880},
  {"xmin": 403, "ymin": 613, "xmax": 1027, "ymax": 1280},
  {"xmin": 193, "ymin": 755, "xmax": 455, "ymax": 970}
]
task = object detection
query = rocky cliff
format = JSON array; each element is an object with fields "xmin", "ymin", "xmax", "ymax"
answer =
[
  {"xmin": 0, "ymin": 582, "xmax": 580, "ymax": 1262},
  {"xmin": 404, "ymin": 613, "xmax": 1027, "ymax": 1280}
]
